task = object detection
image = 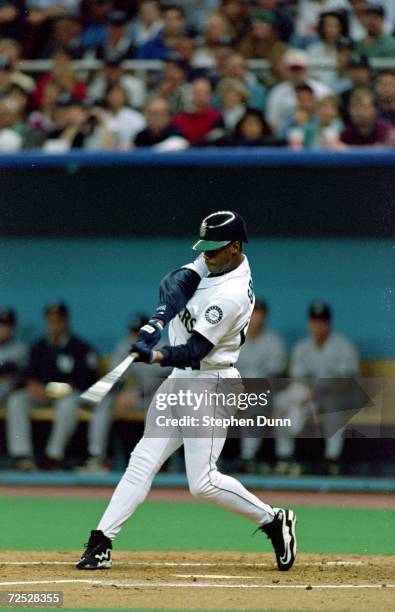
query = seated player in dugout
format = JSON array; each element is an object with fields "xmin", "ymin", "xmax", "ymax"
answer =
[
  {"xmin": 77, "ymin": 314, "xmax": 171, "ymax": 473},
  {"xmin": 0, "ymin": 308, "xmax": 28, "ymax": 403},
  {"xmin": 6, "ymin": 302, "xmax": 99, "ymax": 471},
  {"xmin": 77, "ymin": 211, "xmax": 297, "ymax": 573}
]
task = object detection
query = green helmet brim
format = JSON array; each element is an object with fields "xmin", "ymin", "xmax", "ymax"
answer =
[{"xmin": 192, "ymin": 239, "xmax": 232, "ymax": 252}]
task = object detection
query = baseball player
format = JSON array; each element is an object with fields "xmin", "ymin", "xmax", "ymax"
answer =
[{"xmin": 77, "ymin": 211, "xmax": 297, "ymax": 572}]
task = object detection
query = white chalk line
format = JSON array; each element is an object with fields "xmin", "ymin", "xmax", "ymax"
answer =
[
  {"xmin": 0, "ymin": 560, "xmax": 365, "ymax": 567},
  {"xmin": 0, "ymin": 579, "xmax": 393, "ymax": 589}
]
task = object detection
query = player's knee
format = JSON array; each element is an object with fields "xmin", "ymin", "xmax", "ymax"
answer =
[
  {"xmin": 188, "ymin": 477, "xmax": 212, "ymax": 499},
  {"xmin": 6, "ymin": 390, "xmax": 28, "ymax": 413}
]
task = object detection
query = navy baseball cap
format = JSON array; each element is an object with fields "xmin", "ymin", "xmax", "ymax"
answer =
[
  {"xmin": 0, "ymin": 308, "xmax": 16, "ymax": 326},
  {"xmin": 44, "ymin": 301, "xmax": 69, "ymax": 318},
  {"xmin": 364, "ymin": 4, "xmax": 385, "ymax": 17},
  {"xmin": 308, "ymin": 302, "xmax": 332, "ymax": 321},
  {"xmin": 193, "ymin": 210, "xmax": 248, "ymax": 252}
]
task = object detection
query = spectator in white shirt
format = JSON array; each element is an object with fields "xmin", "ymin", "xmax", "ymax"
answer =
[
  {"xmin": 88, "ymin": 58, "xmax": 146, "ymax": 111},
  {"xmin": 307, "ymin": 11, "xmax": 349, "ymax": 87},
  {"xmin": 104, "ymin": 83, "xmax": 145, "ymax": 149}
]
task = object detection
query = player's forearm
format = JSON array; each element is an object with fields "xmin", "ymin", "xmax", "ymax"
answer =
[{"xmin": 154, "ymin": 332, "xmax": 213, "ymax": 368}]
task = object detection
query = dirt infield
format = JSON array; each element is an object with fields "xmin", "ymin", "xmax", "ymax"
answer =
[{"xmin": 0, "ymin": 551, "xmax": 393, "ymax": 610}]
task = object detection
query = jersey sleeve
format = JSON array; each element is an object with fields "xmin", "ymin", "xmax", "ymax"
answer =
[
  {"xmin": 182, "ymin": 255, "xmax": 209, "ymax": 278},
  {"xmin": 193, "ymin": 297, "xmax": 242, "ymax": 346},
  {"xmin": 153, "ymin": 256, "xmax": 208, "ymax": 325}
]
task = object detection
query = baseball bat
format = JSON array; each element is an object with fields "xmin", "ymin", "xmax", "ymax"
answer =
[{"xmin": 80, "ymin": 352, "xmax": 137, "ymax": 404}]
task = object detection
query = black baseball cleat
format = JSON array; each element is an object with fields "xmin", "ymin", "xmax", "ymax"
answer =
[
  {"xmin": 76, "ymin": 530, "xmax": 112, "ymax": 569},
  {"xmin": 260, "ymin": 507, "xmax": 297, "ymax": 571}
]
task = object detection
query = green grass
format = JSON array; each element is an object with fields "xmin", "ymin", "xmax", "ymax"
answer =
[{"xmin": 0, "ymin": 496, "xmax": 394, "ymax": 555}]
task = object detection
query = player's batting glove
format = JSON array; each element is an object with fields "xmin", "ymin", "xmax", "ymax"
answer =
[
  {"xmin": 131, "ymin": 341, "xmax": 156, "ymax": 364},
  {"xmin": 134, "ymin": 319, "xmax": 163, "ymax": 350}
]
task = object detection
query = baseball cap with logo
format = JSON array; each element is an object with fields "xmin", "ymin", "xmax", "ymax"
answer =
[
  {"xmin": 0, "ymin": 308, "xmax": 16, "ymax": 326},
  {"xmin": 192, "ymin": 210, "xmax": 248, "ymax": 252},
  {"xmin": 308, "ymin": 302, "xmax": 332, "ymax": 321}
]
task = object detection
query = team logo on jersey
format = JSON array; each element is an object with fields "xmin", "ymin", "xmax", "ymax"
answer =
[{"xmin": 205, "ymin": 305, "xmax": 223, "ymax": 325}]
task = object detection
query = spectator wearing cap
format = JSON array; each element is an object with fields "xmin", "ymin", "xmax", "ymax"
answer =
[
  {"xmin": 331, "ymin": 36, "xmax": 354, "ymax": 94},
  {"xmin": 355, "ymin": 4, "xmax": 395, "ymax": 58},
  {"xmin": 237, "ymin": 299, "xmax": 287, "ymax": 473},
  {"xmin": 0, "ymin": 39, "xmax": 35, "ymax": 94},
  {"xmin": 217, "ymin": 52, "xmax": 266, "ymax": 111},
  {"xmin": 237, "ymin": 9, "xmax": 288, "ymax": 64},
  {"xmin": 137, "ymin": 5, "xmax": 186, "ymax": 60},
  {"xmin": 93, "ymin": 10, "xmax": 135, "ymax": 61},
  {"xmin": 134, "ymin": 95, "xmax": 188, "ymax": 150},
  {"xmin": 77, "ymin": 315, "xmax": 170, "ymax": 473},
  {"xmin": 6, "ymin": 302, "xmax": 99, "ymax": 471},
  {"xmin": 217, "ymin": 77, "xmax": 249, "ymax": 132},
  {"xmin": 340, "ymin": 86, "xmax": 392, "ymax": 146},
  {"xmin": 0, "ymin": 309, "xmax": 27, "ymax": 404},
  {"xmin": 192, "ymin": 12, "xmax": 234, "ymax": 67},
  {"xmin": 339, "ymin": 53, "xmax": 372, "ymax": 122},
  {"xmin": 103, "ymin": 82, "xmax": 145, "ymax": 148},
  {"xmin": 80, "ymin": 0, "xmax": 114, "ymax": 51},
  {"xmin": 32, "ymin": 46, "xmax": 87, "ymax": 110},
  {"xmin": 375, "ymin": 70, "xmax": 395, "ymax": 126},
  {"xmin": 255, "ymin": 0, "xmax": 294, "ymax": 44},
  {"xmin": 88, "ymin": 57, "xmax": 146, "ymax": 110},
  {"xmin": 172, "ymin": 76, "xmax": 223, "ymax": 145},
  {"xmin": 155, "ymin": 58, "xmax": 191, "ymax": 114},
  {"xmin": 219, "ymin": 0, "xmax": 251, "ymax": 44},
  {"xmin": 292, "ymin": 0, "xmax": 348, "ymax": 48},
  {"xmin": 265, "ymin": 48, "xmax": 331, "ymax": 132},
  {"xmin": 229, "ymin": 108, "xmax": 284, "ymax": 145},
  {"xmin": 348, "ymin": 0, "xmax": 394, "ymax": 43},
  {"xmin": 306, "ymin": 11, "xmax": 349, "ymax": 87},
  {"xmin": 273, "ymin": 302, "xmax": 360, "ymax": 477},
  {"xmin": 130, "ymin": 1, "xmax": 163, "ymax": 49}
]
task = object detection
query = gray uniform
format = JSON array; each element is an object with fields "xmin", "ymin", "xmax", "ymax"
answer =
[
  {"xmin": 88, "ymin": 338, "xmax": 170, "ymax": 459},
  {"xmin": 238, "ymin": 330, "xmax": 287, "ymax": 461},
  {"xmin": 0, "ymin": 339, "xmax": 28, "ymax": 401},
  {"xmin": 276, "ymin": 333, "xmax": 360, "ymax": 461}
]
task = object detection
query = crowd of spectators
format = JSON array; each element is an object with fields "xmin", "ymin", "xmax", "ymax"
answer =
[
  {"xmin": 0, "ymin": 299, "xmax": 366, "ymax": 476},
  {"xmin": 0, "ymin": 0, "xmax": 394, "ymax": 151}
]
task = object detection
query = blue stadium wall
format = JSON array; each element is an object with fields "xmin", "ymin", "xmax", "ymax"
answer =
[
  {"xmin": 1, "ymin": 237, "xmax": 393, "ymax": 358},
  {"xmin": 1, "ymin": 150, "xmax": 393, "ymax": 358}
]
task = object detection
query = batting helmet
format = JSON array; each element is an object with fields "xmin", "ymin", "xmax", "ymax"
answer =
[{"xmin": 192, "ymin": 210, "xmax": 248, "ymax": 252}]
